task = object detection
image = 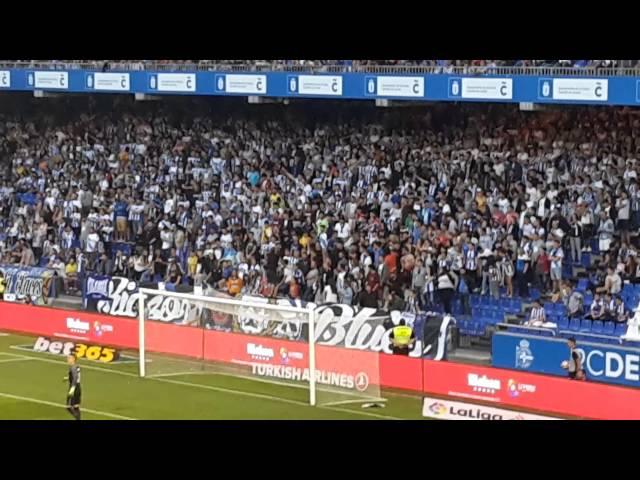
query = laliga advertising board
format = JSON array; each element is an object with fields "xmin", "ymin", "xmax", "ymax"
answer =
[{"xmin": 422, "ymin": 360, "xmax": 640, "ymax": 419}]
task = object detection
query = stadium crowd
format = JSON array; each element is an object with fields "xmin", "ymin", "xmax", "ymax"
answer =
[
  {"xmin": 6, "ymin": 59, "xmax": 638, "ymax": 72},
  {"xmin": 0, "ymin": 95, "xmax": 639, "ymax": 324}
]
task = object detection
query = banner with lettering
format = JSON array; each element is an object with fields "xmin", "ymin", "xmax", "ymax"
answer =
[
  {"xmin": 0, "ymin": 264, "xmax": 55, "ymax": 305},
  {"xmin": 82, "ymin": 275, "xmax": 453, "ymax": 358}
]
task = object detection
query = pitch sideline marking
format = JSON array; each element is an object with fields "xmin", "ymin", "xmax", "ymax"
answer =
[
  {"xmin": 0, "ymin": 357, "xmax": 36, "ymax": 364},
  {"xmin": 0, "ymin": 392, "xmax": 136, "ymax": 420},
  {"xmin": 4, "ymin": 349, "xmax": 401, "ymax": 420}
]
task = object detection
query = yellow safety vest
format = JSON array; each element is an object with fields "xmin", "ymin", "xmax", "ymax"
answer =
[
  {"xmin": 0, "ymin": 278, "xmax": 5, "ymax": 294},
  {"xmin": 392, "ymin": 325, "xmax": 413, "ymax": 346}
]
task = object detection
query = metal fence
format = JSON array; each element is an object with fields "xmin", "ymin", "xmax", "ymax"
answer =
[{"xmin": 0, "ymin": 61, "xmax": 639, "ymax": 77}]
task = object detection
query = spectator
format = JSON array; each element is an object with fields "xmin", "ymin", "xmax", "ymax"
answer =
[
  {"xmin": 549, "ymin": 239, "xmax": 564, "ymax": 294},
  {"xmin": 568, "ymin": 217, "xmax": 582, "ymax": 264},
  {"xmin": 515, "ymin": 249, "xmax": 531, "ymax": 298},
  {"xmin": 598, "ymin": 212, "xmax": 615, "ymax": 253},
  {"xmin": 0, "ymin": 271, "xmax": 5, "ymax": 300},
  {"xmin": 457, "ymin": 267, "xmax": 472, "ymax": 315},
  {"xmin": 226, "ymin": 269, "xmax": 243, "ymax": 297},
  {"xmin": 566, "ymin": 282, "xmax": 584, "ymax": 318},
  {"xmin": 597, "ymin": 265, "xmax": 622, "ymax": 295},
  {"xmin": 436, "ymin": 268, "xmax": 457, "ymax": 314},
  {"xmin": 64, "ymin": 257, "xmax": 79, "ymax": 293},
  {"xmin": 525, "ymin": 299, "xmax": 546, "ymax": 327},
  {"xmin": 165, "ymin": 258, "xmax": 183, "ymax": 289},
  {"xmin": 359, "ymin": 283, "xmax": 379, "ymax": 309},
  {"xmin": 612, "ymin": 296, "xmax": 628, "ymax": 324},
  {"xmin": 385, "ymin": 290, "xmax": 406, "ymax": 312},
  {"xmin": 500, "ymin": 251, "xmax": 515, "ymax": 298},
  {"xmin": 95, "ymin": 253, "xmax": 114, "ymax": 276},
  {"xmin": 586, "ymin": 293, "xmax": 606, "ymax": 321}
]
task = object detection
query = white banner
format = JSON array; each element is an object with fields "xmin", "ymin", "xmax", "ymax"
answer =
[
  {"xmin": 0, "ymin": 70, "xmax": 10, "ymax": 88},
  {"xmin": 219, "ymin": 74, "xmax": 267, "ymax": 94},
  {"xmin": 155, "ymin": 73, "xmax": 196, "ymax": 92},
  {"xmin": 461, "ymin": 78, "xmax": 512, "ymax": 100},
  {"xmin": 375, "ymin": 76, "xmax": 424, "ymax": 98},
  {"xmin": 33, "ymin": 71, "xmax": 69, "ymax": 90},
  {"xmin": 297, "ymin": 75, "xmax": 342, "ymax": 96},
  {"xmin": 552, "ymin": 78, "xmax": 608, "ymax": 101},
  {"xmin": 422, "ymin": 396, "xmax": 560, "ymax": 420},
  {"xmin": 92, "ymin": 73, "xmax": 130, "ymax": 91}
]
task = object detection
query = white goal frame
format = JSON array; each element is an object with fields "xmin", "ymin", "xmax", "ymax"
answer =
[{"xmin": 136, "ymin": 289, "xmax": 318, "ymax": 406}]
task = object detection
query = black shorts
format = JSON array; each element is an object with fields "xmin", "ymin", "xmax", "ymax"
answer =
[
  {"xmin": 67, "ymin": 386, "xmax": 82, "ymax": 406},
  {"xmin": 618, "ymin": 219, "xmax": 630, "ymax": 231},
  {"xmin": 568, "ymin": 371, "xmax": 577, "ymax": 380}
]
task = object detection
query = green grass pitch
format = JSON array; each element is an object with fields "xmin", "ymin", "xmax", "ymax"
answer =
[{"xmin": 0, "ymin": 333, "xmax": 426, "ymax": 420}]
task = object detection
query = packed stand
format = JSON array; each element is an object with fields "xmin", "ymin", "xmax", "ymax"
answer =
[
  {"xmin": 3, "ymin": 59, "xmax": 638, "ymax": 72},
  {"xmin": 0, "ymin": 96, "xmax": 638, "ymax": 335}
]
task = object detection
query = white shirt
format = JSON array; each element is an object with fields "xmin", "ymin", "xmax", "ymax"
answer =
[
  {"xmin": 160, "ymin": 230, "xmax": 174, "ymax": 250},
  {"xmin": 550, "ymin": 247, "xmax": 564, "ymax": 269},
  {"xmin": 617, "ymin": 198, "xmax": 630, "ymax": 220},
  {"xmin": 86, "ymin": 233, "xmax": 100, "ymax": 253},
  {"xmin": 334, "ymin": 222, "xmax": 351, "ymax": 240}
]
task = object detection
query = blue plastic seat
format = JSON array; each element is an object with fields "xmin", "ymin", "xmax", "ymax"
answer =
[
  {"xmin": 569, "ymin": 319, "xmax": 581, "ymax": 331},
  {"xmin": 555, "ymin": 304, "xmax": 567, "ymax": 315},
  {"xmin": 581, "ymin": 253, "xmax": 591, "ymax": 269},
  {"xmin": 615, "ymin": 323, "xmax": 627, "ymax": 335},
  {"xmin": 458, "ymin": 319, "xmax": 468, "ymax": 334},
  {"xmin": 603, "ymin": 322, "xmax": 615, "ymax": 335},
  {"xmin": 591, "ymin": 321, "xmax": 604, "ymax": 334},
  {"xmin": 580, "ymin": 320, "xmax": 592, "ymax": 332},
  {"xmin": 557, "ymin": 316, "xmax": 569, "ymax": 330}
]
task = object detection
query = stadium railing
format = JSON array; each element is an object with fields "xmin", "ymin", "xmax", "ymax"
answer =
[{"xmin": 1, "ymin": 61, "xmax": 640, "ymax": 76}]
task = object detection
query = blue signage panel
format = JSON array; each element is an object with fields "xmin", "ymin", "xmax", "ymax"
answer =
[
  {"xmin": 2, "ymin": 68, "xmax": 640, "ymax": 106},
  {"xmin": 492, "ymin": 332, "xmax": 640, "ymax": 389}
]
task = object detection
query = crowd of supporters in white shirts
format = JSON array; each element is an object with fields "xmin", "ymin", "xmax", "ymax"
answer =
[{"xmin": 0, "ymin": 94, "xmax": 639, "ymax": 322}]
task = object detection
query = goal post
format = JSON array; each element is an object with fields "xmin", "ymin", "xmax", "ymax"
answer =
[{"xmin": 136, "ymin": 288, "xmax": 382, "ymax": 407}]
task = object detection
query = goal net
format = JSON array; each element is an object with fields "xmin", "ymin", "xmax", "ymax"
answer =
[{"xmin": 136, "ymin": 289, "xmax": 383, "ymax": 407}]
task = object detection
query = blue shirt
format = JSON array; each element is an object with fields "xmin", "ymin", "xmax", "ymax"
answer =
[
  {"xmin": 114, "ymin": 201, "xmax": 128, "ymax": 218},
  {"xmin": 247, "ymin": 171, "xmax": 260, "ymax": 187}
]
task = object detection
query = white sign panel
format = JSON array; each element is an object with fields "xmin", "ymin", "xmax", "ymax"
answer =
[
  {"xmin": 552, "ymin": 78, "xmax": 608, "ymax": 101},
  {"xmin": 461, "ymin": 77, "xmax": 512, "ymax": 99},
  {"xmin": 92, "ymin": 72, "xmax": 130, "ymax": 91},
  {"xmin": 33, "ymin": 71, "xmax": 69, "ymax": 89},
  {"xmin": 375, "ymin": 76, "xmax": 424, "ymax": 98},
  {"xmin": 219, "ymin": 74, "xmax": 267, "ymax": 94},
  {"xmin": 155, "ymin": 73, "xmax": 196, "ymax": 92},
  {"xmin": 422, "ymin": 396, "xmax": 560, "ymax": 420},
  {"xmin": 297, "ymin": 75, "xmax": 342, "ymax": 96},
  {"xmin": 0, "ymin": 70, "xmax": 10, "ymax": 88}
]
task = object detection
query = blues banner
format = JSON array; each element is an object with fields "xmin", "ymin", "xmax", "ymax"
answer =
[
  {"xmin": 82, "ymin": 275, "xmax": 452, "ymax": 358},
  {"xmin": 492, "ymin": 332, "xmax": 640, "ymax": 388},
  {"xmin": 0, "ymin": 264, "xmax": 55, "ymax": 305},
  {"xmin": 3, "ymin": 67, "xmax": 640, "ymax": 106}
]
